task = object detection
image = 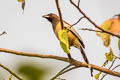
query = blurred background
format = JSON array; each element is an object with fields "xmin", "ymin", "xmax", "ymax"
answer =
[{"xmin": 0, "ymin": 0, "xmax": 120, "ymax": 80}]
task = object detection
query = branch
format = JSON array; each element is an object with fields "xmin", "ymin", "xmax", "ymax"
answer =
[
  {"xmin": 52, "ymin": 66, "xmax": 79, "ymax": 80},
  {"xmin": 100, "ymin": 58, "xmax": 117, "ymax": 80},
  {"xmin": 0, "ymin": 48, "xmax": 120, "ymax": 77},
  {"xmin": 0, "ymin": 64, "xmax": 23, "ymax": 80},
  {"xmin": 69, "ymin": 0, "xmax": 120, "ymax": 38},
  {"xmin": 79, "ymin": 28, "xmax": 102, "ymax": 32},
  {"xmin": 115, "ymin": 55, "xmax": 120, "ymax": 60},
  {"xmin": 50, "ymin": 64, "xmax": 72, "ymax": 80},
  {"xmin": 71, "ymin": 17, "xmax": 84, "ymax": 27},
  {"xmin": 58, "ymin": 66, "xmax": 78, "ymax": 77},
  {"xmin": 112, "ymin": 64, "xmax": 120, "ymax": 70},
  {"xmin": 78, "ymin": 0, "xmax": 80, "ymax": 7},
  {"xmin": 0, "ymin": 31, "xmax": 7, "ymax": 36},
  {"xmin": 0, "ymin": 48, "xmax": 68, "ymax": 62},
  {"xmin": 55, "ymin": 0, "xmax": 64, "ymax": 29}
]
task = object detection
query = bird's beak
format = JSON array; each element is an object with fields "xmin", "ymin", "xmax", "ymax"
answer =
[{"xmin": 42, "ymin": 15, "xmax": 49, "ymax": 19}]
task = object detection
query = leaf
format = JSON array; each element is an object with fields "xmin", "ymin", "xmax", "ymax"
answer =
[
  {"xmin": 101, "ymin": 33, "xmax": 110, "ymax": 47},
  {"xmin": 105, "ymin": 47, "xmax": 114, "ymax": 61},
  {"xmin": 17, "ymin": 0, "xmax": 25, "ymax": 10},
  {"xmin": 110, "ymin": 18, "xmax": 120, "ymax": 35},
  {"xmin": 94, "ymin": 72, "xmax": 101, "ymax": 80},
  {"xmin": 18, "ymin": 64, "xmax": 48, "ymax": 80},
  {"xmin": 96, "ymin": 16, "xmax": 120, "ymax": 47},
  {"xmin": 9, "ymin": 75, "xmax": 12, "ymax": 80},
  {"xmin": 96, "ymin": 19, "xmax": 112, "ymax": 47},
  {"xmin": 18, "ymin": 0, "xmax": 24, "ymax": 3},
  {"xmin": 22, "ymin": 2, "xmax": 25, "ymax": 10},
  {"xmin": 101, "ymin": 19, "xmax": 112, "ymax": 30},
  {"xmin": 118, "ymin": 39, "xmax": 120, "ymax": 50},
  {"xmin": 58, "ymin": 29, "xmax": 70, "ymax": 54}
]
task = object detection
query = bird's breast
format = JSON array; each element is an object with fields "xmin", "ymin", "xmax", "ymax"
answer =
[
  {"xmin": 53, "ymin": 22, "xmax": 80, "ymax": 47},
  {"xmin": 54, "ymin": 22, "xmax": 62, "ymax": 37}
]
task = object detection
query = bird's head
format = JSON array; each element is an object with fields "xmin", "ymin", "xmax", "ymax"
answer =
[{"xmin": 42, "ymin": 13, "xmax": 59, "ymax": 23}]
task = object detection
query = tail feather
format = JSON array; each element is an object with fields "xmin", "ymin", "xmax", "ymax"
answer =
[
  {"xmin": 79, "ymin": 47, "xmax": 93, "ymax": 77},
  {"xmin": 79, "ymin": 47, "xmax": 89, "ymax": 64}
]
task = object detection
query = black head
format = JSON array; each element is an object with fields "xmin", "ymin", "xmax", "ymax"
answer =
[{"xmin": 42, "ymin": 13, "xmax": 59, "ymax": 23}]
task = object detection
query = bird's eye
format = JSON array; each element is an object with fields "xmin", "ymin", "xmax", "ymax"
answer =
[{"xmin": 47, "ymin": 17, "xmax": 52, "ymax": 22}]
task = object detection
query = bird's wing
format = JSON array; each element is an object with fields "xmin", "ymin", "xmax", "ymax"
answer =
[{"xmin": 63, "ymin": 21, "xmax": 85, "ymax": 48}]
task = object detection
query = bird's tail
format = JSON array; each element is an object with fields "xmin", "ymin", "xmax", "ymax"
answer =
[
  {"xmin": 79, "ymin": 47, "xmax": 93, "ymax": 76},
  {"xmin": 79, "ymin": 46, "xmax": 89, "ymax": 64}
]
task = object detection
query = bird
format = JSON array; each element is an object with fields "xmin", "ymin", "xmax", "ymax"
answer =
[{"xmin": 42, "ymin": 13, "xmax": 93, "ymax": 76}]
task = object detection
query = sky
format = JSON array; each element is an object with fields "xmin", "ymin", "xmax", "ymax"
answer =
[{"xmin": 0, "ymin": 0, "xmax": 120, "ymax": 80}]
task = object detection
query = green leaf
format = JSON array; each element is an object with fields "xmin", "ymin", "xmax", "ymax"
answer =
[
  {"xmin": 58, "ymin": 29, "xmax": 70, "ymax": 54},
  {"xmin": 18, "ymin": 64, "xmax": 48, "ymax": 80},
  {"xmin": 17, "ymin": 0, "xmax": 25, "ymax": 10},
  {"xmin": 9, "ymin": 75, "xmax": 12, "ymax": 80},
  {"xmin": 118, "ymin": 39, "xmax": 120, "ymax": 50},
  {"xmin": 94, "ymin": 72, "xmax": 101, "ymax": 80},
  {"xmin": 105, "ymin": 47, "xmax": 114, "ymax": 61},
  {"xmin": 22, "ymin": 2, "xmax": 25, "ymax": 10}
]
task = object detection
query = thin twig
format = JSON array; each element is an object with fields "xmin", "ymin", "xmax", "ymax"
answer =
[
  {"xmin": 95, "ymin": 60, "xmax": 108, "ymax": 80},
  {"xmin": 52, "ymin": 66, "xmax": 78, "ymax": 80},
  {"xmin": 60, "ymin": 66, "xmax": 78, "ymax": 76},
  {"xmin": 100, "ymin": 64, "xmax": 120, "ymax": 80},
  {"xmin": 56, "ymin": 77, "xmax": 66, "ymax": 80},
  {"xmin": 114, "ymin": 55, "xmax": 120, "ymax": 60},
  {"xmin": 102, "ymin": 60, "xmax": 108, "ymax": 67},
  {"xmin": 78, "ymin": 0, "xmax": 80, "ymax": 7},
  {"xmin": 112, "ymin": 64, "xmax": 120, "ymax": 70},
  {"xmin": 0, "ymin": 48, "xmax": 120, "ymax": 77},
  {"xmin": 79, "ymin": 28, "xmax": 102, "ymax": 33},
  {"xmin": 69, "ymin": 0, "xmax": 120, "ymax": 38},
  {"xmin": 71, "ymin": 17, "xmax": 84, "ymax": 27},
  {"xmin": 0, "ymin": 31, "xmax": 7, "ymax": 36},
  {"xmin": 50, "ymin": 64, "xmax": 72, "ymax": 80},
  {"xmin": 0, "ymin": 64, "xmax": 23, "ymax": 80},
  {"xmin": 55, "ymin": 0, "xmax": 64, "ymax": 29},
  {"xmin": 100, "ymin": 58, "xmax": 117, "ymax": 80}
]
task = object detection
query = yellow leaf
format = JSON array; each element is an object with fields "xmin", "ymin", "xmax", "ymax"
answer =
[
  {"xmin": 101, "ymin": 19, "xmax": 112, "ymax": 30},
  {"xmin": 110, "ymin": 18, "xmax": 120, "ymax": 35},
  {"xmin": 105, "ymin": 47, "xmax": 114, "ymax": 61},
  {"xmin": 18, "ymin": 0, "xmax": 24, "ymax": 3},
  {"xmin": 96, "ymin": 19, "xmax": 112, "ymax": 47},
  {"xmin": 94, "ymin": 72, "xmax": 101, "ymax": 80},
  {"xmin": 97, "ymin": 17, "xmax": 120, "ymax": 47},
  {"xmin": 101, "ymin": 33, "xmax": 110, "ymax": 47},
  {"xmin": 58, "ymin": 29, "xmax": 70, "ymax": 54},
  {"xmin": 97, "ymin": 32, "xmax": 110, "ymax": 47}
]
